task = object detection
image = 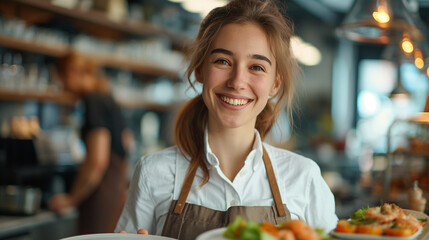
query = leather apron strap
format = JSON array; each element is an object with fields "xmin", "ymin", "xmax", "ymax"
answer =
[
  {"xmin": 173, "ymin": 147, "xmax": 286, "ymax": 217},
  {"xmin": 173, "ymin": 165, "xmax": 198, "ymax": 214},
  {"xmin": 262, "ymin": 147, "xmax": 286, "ymax": 217}
]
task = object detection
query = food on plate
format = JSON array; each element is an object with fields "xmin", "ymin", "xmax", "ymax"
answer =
[
  {"xmin": 223, "ymin": 217, "xmax": 335, "ymax": 240},
  {"xmin": 334, "ymin": 203, "xmax": 427, "ymax": 237}
]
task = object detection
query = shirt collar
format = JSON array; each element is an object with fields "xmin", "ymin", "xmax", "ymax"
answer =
[{"xmin": 204, "ymin": 127, "xmax": 264, "ymax": 171}]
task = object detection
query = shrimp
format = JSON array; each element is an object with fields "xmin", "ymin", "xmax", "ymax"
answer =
[
  {"xmin": 278, "ymin": 229, "xmax": 296, "ymax": 240},
  {"xmin": 394, "ymin": 211, "xmax": 421, "ymax": 233},
  {"xmin": 282, "ymin": 220, "xmax": 321, "ymax": 240},
  {"xmin": 365, "ymin": 203, "xmax": 399, "ymax": 223}
]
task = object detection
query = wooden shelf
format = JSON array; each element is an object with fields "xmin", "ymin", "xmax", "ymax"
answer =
[
  {"xmin": 0, "ymin": 89, "xmax": 77, "ymax": 106},
  {"xmin": 0, "ymin": 35, "xmax": 68, "ymax": 57},
  {"xmin": 90, "ymin": 53, "xmax": 180, "ymax": 80},
  {"xmin": 8, "ymin": 0, "xmax": 191, "ymax": 51},
  {"xmin": 391, "ymin": 151, "xmax": 429, "ymax": 158},
  {"xmin": 117, "ymin": 99, "xmax": 183, "ymax": 111},
  {"xmin": 0, "ymin": 34, "xmax": 180, "ymax": 79},
  {"xmin": 0, "ymin": 89, "xmax": 181, "ymax": 110}
]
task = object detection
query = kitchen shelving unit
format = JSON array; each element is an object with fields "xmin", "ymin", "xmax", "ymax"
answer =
[
  {"xmin": 383, "ymin": 113, "xmax": 429, "ymax": 204},
  {"xmin": 0, "ymin": 0, "xmax": 191, "ymax": 109}
]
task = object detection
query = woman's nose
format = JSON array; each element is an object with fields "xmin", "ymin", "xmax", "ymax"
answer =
[{"xmin": 227, "ymin": 65, "xmax": 247, "ymax": 90}]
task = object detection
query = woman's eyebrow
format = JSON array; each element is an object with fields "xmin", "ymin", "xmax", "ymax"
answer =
[
  {"xmin": 210, "ymin": 48, "xmax": 272, "ymax": 66},
  {"xmin": 210, "ymin": 48, "xmax": 233, "ymax": 55},
  {"xmin": 252, "ymin": 54, "xmax": 272, "ymax": 66}
]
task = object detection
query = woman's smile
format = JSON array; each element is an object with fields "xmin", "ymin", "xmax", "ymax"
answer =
[{"xmin": 217, "ymin": 94, "xmax": 253, "ymax": 107}]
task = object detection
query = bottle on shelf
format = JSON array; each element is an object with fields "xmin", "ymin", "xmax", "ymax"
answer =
[{"xmin": 408, "ymin": 181, "xmax": 427, "ymax": 212}]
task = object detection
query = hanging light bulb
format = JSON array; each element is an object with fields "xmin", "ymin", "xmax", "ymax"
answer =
[
  {"xmin": 414, "ymin": 48, "xmax": 424, "ymax": 69},
  {"xmin": 372, "ymin": 0, "xmax": 390, "ymax": 23},
  {"xmin": 390, "ymin": 75, "xmax": 410, "ymax": 99},
  {"xmin": 389, "ymin": 48, "xmax": 410, "ymax": 99},
  {"xmin": 337, "ymin": 0, "xmax": 423, "ymax": 44},
  {"xmin": 415, "ymin": 57, "xmax": 424, "ymax": 69},
  {"xmin": 400, "ymin": 33, "xmax": 414, "ymax": 54}
]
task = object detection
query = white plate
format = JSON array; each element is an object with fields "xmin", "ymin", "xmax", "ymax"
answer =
[
  {"xmin": 61, "ymin": 233, "xmax": 176, "ymax": 240},
  {"xmin": 331, "ymin": 227, "xmax": 422, "ymax": 240},
  {"xmin": 331, "ymin": 209, "xmax": 428, "ymax": 240},
  {"xmin": 196, "ymin": 210, "xmax": 429, "ymax": 240},
  {"xmin": 196, "ymin": 228, "xmax": 227, "ymax": 240}
]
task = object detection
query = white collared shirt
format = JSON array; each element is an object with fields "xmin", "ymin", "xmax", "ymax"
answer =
[{"xmin": 115, "ymin": 130, "xmax": 338, "ymax": 235}]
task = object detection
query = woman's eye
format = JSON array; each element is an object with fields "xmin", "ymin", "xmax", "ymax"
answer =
[
  {"xmin": 214, "ymin": 59, "xmax": 230, "ymax": 65},
  {"xmin": 250, "ymin": 65, "xmax": 265, "ymax": 72}
]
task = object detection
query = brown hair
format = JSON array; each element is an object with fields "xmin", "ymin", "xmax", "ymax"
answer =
[
  {"xmin": 175, "ymin": 0, "xmax": 299, "ymax": 185},
  {"xmin": 56, "ymin": 52, "xmax": 110, "ymax": 94}
]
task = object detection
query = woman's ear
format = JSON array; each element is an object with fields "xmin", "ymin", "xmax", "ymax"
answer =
[
  {"xmin": 195, "ymin": 67, "xmax": 203, "ymax": 83},
  {"xmin": 269, "ymin": 74, "xmax": 281, "ymax": 96}
]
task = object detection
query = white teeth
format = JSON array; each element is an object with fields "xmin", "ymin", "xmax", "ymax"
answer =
[{"xmin": 220, "ymin": 96, "xmax": 249, "ymax": 106}]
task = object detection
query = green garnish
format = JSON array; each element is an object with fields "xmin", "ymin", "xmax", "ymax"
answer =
[
  {"xmin": 223, "ymin": 217, "xmax": 245, "ymax": 239},
  {"xmin": 419, "ymin": 218, "xmax": 428, "ymax": 225},
  {"xmin": 239, "ymin": 221, "xmax": 262, "ymax": 240},
  {"xmin": 223, "ymin": 217, "xmax": 276, "ymax": 240},
  {"xmin": 223, "ymin": 218, "xmax": 338, "ymax": 240},
  {"xmin": 350, "ymin": 206, "xmax": 370, "ymax": 221}
]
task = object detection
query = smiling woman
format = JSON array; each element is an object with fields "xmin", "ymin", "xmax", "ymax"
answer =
[
  {"xmin": 115, "ymin": 0, "xmax": 338, "ymax": 239},
  {"xmin": 197, "ymin": 22, "xmax": 280, "ymax": 134}
]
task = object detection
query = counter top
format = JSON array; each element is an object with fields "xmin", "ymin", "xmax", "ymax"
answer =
[{"xmin": 0, "ymin": 209, "xmax": 77, "ymax": 239}]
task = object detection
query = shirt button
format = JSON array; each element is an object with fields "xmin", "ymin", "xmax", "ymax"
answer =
[
  {"xmin": 240, "ymin": 170, "xmax": 247, "ymax": 176},
  {"xmin": 230, "ymin": 199, "xmax": 239, "ymax": 206}
]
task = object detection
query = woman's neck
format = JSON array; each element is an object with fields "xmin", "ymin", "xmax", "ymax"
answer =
[{"xmin": 207, "ymin": 122, "xmax": 256, "ymax": 181}]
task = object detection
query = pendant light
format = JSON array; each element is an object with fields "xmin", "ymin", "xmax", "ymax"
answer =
[
  {"xmin": 390, "ymin": 54, "xmax": 410, "ymax": 99},
  {"xmin": 337, "ymin": 0, "xmax": 423, "ymax": 44}
]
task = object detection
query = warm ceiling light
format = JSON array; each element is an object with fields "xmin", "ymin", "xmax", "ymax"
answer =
[
  {"xmin": 426, "ymin": 67, "xmax": 429, "ymax": 78},
  {"xmin": 415, "ymin": 57, "xmax": 424, "ymax": 69},
  {"xmin": 372, "ymin": 0, "xmax": 390, "ymax": 23},
  {"xmin": 337, "ymin": 0, "xmax": 423, "ymax": 44},
  {"xmin": 401, "ymin": 36, "xmax": 414, "ymax": 54},
  {"xmin": 372, "ymin": 10, "xmax": 390, "ymax": 23},
  {"xmin": 414, "ymin": 48, "xmax": 424, "ymax": 69}
]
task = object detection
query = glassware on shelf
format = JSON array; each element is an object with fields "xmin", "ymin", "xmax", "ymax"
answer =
[
  {"xmin": 0, "ymin": 52, "xmax": 12, "ymax": 89},
  {"xmin": 10, "ymin": 53, "xmax": 25, "ymax": 91}
]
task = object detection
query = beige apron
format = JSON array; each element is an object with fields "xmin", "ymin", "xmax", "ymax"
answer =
[{"xmin": 161, "ymin": 148, "xmax": 291, "ymax": 240}]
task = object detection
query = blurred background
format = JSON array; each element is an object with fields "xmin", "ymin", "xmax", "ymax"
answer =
[{"xmin": 0, "ymin": 0, "xmax": 429, "ymax": 239}]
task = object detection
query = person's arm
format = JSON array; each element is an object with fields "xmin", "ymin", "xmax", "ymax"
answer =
[
  {"xmin": 49, "ymin": 128, "xmax": 111, "ymax": 214},
  {"xmin": 304, "ymin": 162, "xmax": 338, "ymax": 232},
  {"xmin": 69, "ymin": 128, "xmax": 111, "ymax": 204}
]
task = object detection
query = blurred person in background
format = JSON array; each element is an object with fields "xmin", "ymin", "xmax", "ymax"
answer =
[{"xmin": 49, "ymin": 52, "xmax": 131, "ymax": 234}]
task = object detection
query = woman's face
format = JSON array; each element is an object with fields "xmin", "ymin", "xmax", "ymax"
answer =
[
  {"xmin": 197, "ymin": 22, "xmax": 280, "ymax": 131},
  {"xmin": 63, "ymin": 62, "xmax": 96, "ymax": 95}
]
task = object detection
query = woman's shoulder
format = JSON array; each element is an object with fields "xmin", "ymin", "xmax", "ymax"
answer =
[
  {"xmin": 263, "ymin": 143, "xmax": 319, "ymax": 172},
  {"xmin": 130, "ymin": 146, "xmax": 180, "ymax": 184},
  {"xmin": 137, "ymin": 146, "xmax": 189, "ymax": 173},
  {"xmin": 140, "ymin": 146, "xmax": 180, "ymax": 164}
]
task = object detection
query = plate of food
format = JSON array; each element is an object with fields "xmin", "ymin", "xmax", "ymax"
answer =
[
  {"xmin": 196, "ymin": 217, "xmax": 335, "ymax": 240},
  {"xmin": 61, "ymin": 233, "xmax": 176, "ymax": 240},
  {"xmin": 331, "ymin": 203, "xmax": 428, "ymax": 240}
]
